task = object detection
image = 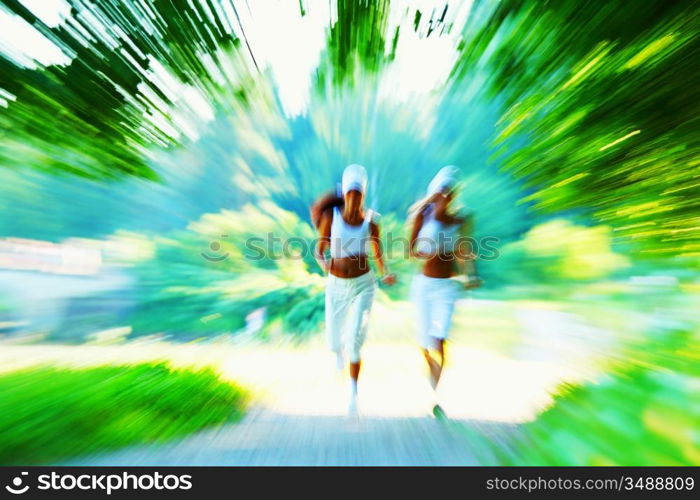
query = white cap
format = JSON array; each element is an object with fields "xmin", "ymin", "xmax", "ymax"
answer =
[
  {"xmin": 342, "ymin": 163, "xmax": 368, "ymax": 195},
  {"xmin": 427, "ymin": 165, "xmax": 461, "ymax": 196}
]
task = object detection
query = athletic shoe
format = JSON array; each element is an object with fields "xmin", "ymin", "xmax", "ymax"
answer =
[{"xmin": 432, "ymin": 404, "xmax": 447, "ymax": 420}]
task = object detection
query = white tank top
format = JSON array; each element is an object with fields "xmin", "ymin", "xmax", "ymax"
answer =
[
  {"xmin": 330, "ymin": 207, "xmax": 373, "ymax": 258},
  {"xmin": 415, "ymin": 204, "xmax": 460, "ymax": 255}
]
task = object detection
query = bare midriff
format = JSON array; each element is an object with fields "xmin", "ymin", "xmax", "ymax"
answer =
[
  {"xmin": 329, "ymin": 255, "xmax": 371, "ymax": 278},
  {"xmin": 418, "ymin": 253, "xmax": 457, "ymax": 279}
]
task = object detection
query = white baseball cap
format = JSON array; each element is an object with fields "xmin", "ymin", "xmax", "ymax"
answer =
[
  {"xmin": 427, "ymin": 165, "xmax": 461, "ymax": 196},
  {"xmin": 341, "ymin": 163, "xmax": 368, "ymax": 195}
]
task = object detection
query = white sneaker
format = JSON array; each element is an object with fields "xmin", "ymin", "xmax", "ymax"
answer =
[{"xmin": 432, "ymin": 404, "xmax": 447, "ymax": 420}]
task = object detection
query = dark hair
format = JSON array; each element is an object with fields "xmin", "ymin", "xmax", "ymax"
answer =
[{"xmin": 310, "ymin": 192, "xmax": 344, "ymax": 229}]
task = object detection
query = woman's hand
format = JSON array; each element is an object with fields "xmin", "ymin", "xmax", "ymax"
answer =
[
  {"xmin": 381, "ymin": 273, "xmax": 397, "ymax": 286},
  {"xmin": 314, "ymin": 252, "xmax": 330, "ymax": 274},
  {"xmin": 410, "ymin": 249, "xmax": 431, "ymax": 260},
  {"xmin": 463, "ymin": 276, "xmax": 483, "ymax": 290}
]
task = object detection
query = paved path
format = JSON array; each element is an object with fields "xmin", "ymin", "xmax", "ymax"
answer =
[
  {"xmin": 75, "ymin": 409, "xmax": 522, "ymax": 466},
  {"xmin": 63, "ymin": 335, "xmax": 591, "ymax": 466},
  {"xmin": 6, "ymin": 300, "xmax": 609, "ymax": 466}
]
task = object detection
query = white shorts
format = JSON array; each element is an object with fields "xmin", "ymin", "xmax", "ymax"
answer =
[
  {"xmin": 411, "ymin": 274, "xmax": 459, "ymax": 349},
  {"xmin": 325, "ymin": 272, "xmax": 376, "ymax": 363}
]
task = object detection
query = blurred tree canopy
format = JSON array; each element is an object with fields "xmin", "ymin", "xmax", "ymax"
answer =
[
  {"xmin": 1, "ymin": 0, "xmax": 243, "ymax": 179},
  {"xmin": 315, "ymin": 0, "xmax": 392, "ymax": 91},
  {"xmin": 1, "ymin": 0, "xmax": 698, "ymax": 262},
  {"xmin": 452, "ymin": 0, "xmax": 700, "ymax": 258}
]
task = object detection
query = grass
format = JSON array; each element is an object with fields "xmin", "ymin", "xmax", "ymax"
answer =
[
  {"xmin": 503, "ymin": 329, "xmax": 700, "ymax": 465},
  {"xmin": 0, "ymin": 363, "xmax": 248, "ymax": 465},
  {"xmin": 448, "ymin": 288, "xmax": 700, "ymax": 465}
]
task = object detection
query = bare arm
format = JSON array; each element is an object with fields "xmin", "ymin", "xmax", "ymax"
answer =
[
  {"xmin": 456, "ymin": 214, "xmax": 481, "ymax": 288},
  {"xmin": 314, "ymin": 210, "xmax": 332, "ymax": 273},
  {"xmin": 409, "ymin": 211, "xmax": 425, "ymax": 258},
  {"xmin": 370, "ymin": 221, "xmax": 396, "ymax": 285}
]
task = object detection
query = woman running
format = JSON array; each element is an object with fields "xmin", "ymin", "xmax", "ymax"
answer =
[
  {"xmin": 409, "ymin": 166, "xmax": 481, "ymax": 417},
  {"xmin": 311, "ymin": 164, "xmax": 396, "ymax": 414}
]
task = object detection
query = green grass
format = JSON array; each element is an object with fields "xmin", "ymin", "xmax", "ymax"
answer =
[
  {"xmin": 0, "ymin": 363, "xmax": 248, "ymax": 465},
  {"xmin": 504, "ymin": 329, "xmax": 700, "ymax": 465}
]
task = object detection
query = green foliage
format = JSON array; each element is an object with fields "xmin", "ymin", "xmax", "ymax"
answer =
[
  {"xmin": 452, "ymin": 0, "xmax": 700, "ymax": 258},
  {"xmin": 496, "ymin": 219, "xmax": 630, "ymax": 284},
  {"xmin": 1, "ymin": 0, "xmax": 244, "ymax": 179},
  {"xmin": 283, "ymin": 291, "xmax": 325, "ymax": 338},
  {"xmin": 1, "ymin": 0, "xmax": 698, "ymax": 345},
  {"xmin": 123, "ymin": 203, "xmax": 326, "ymax": 339},
  {"xmin": 508, "ymin": 329, "xmax": 700, "ymax": 465},
  {"xmin": 0, "ymin": 363, "xmax": 247, "ymax": 465},
  {"xmin": 2, "ymin": 0, "xmax": 698, "ymax": 259},
  {"xmin": 315, "ymin": 0, "xmax": 392, "ymax": 90}
]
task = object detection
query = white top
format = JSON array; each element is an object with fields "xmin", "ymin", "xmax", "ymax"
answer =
[
  {"xmin": 330, "ymin": 207, "xmax": 373, "ymax": 258},
  {"xmin": 415, "ymin": 204, "xmax": 460, "ymax": 255}
]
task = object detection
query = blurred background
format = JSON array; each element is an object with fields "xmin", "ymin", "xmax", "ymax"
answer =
[{"xmin": 0, "ymin": 0, "xmax": 698, "ymax": 466}]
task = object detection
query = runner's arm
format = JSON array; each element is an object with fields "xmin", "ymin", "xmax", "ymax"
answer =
[
  {"xmin": 409, "ymin": 211, "xmax": 425, "ymax": 258},
  {"xmin": 315, "ymin": 210, "xmax": 332, "ymax": 273},
  {"xmin": 456, "ymin": 214, "xmax": 481, "ymax": 288},
  {"xmin": 370, "ymin": 221, "xmax": 395, "ymax": 285}
]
